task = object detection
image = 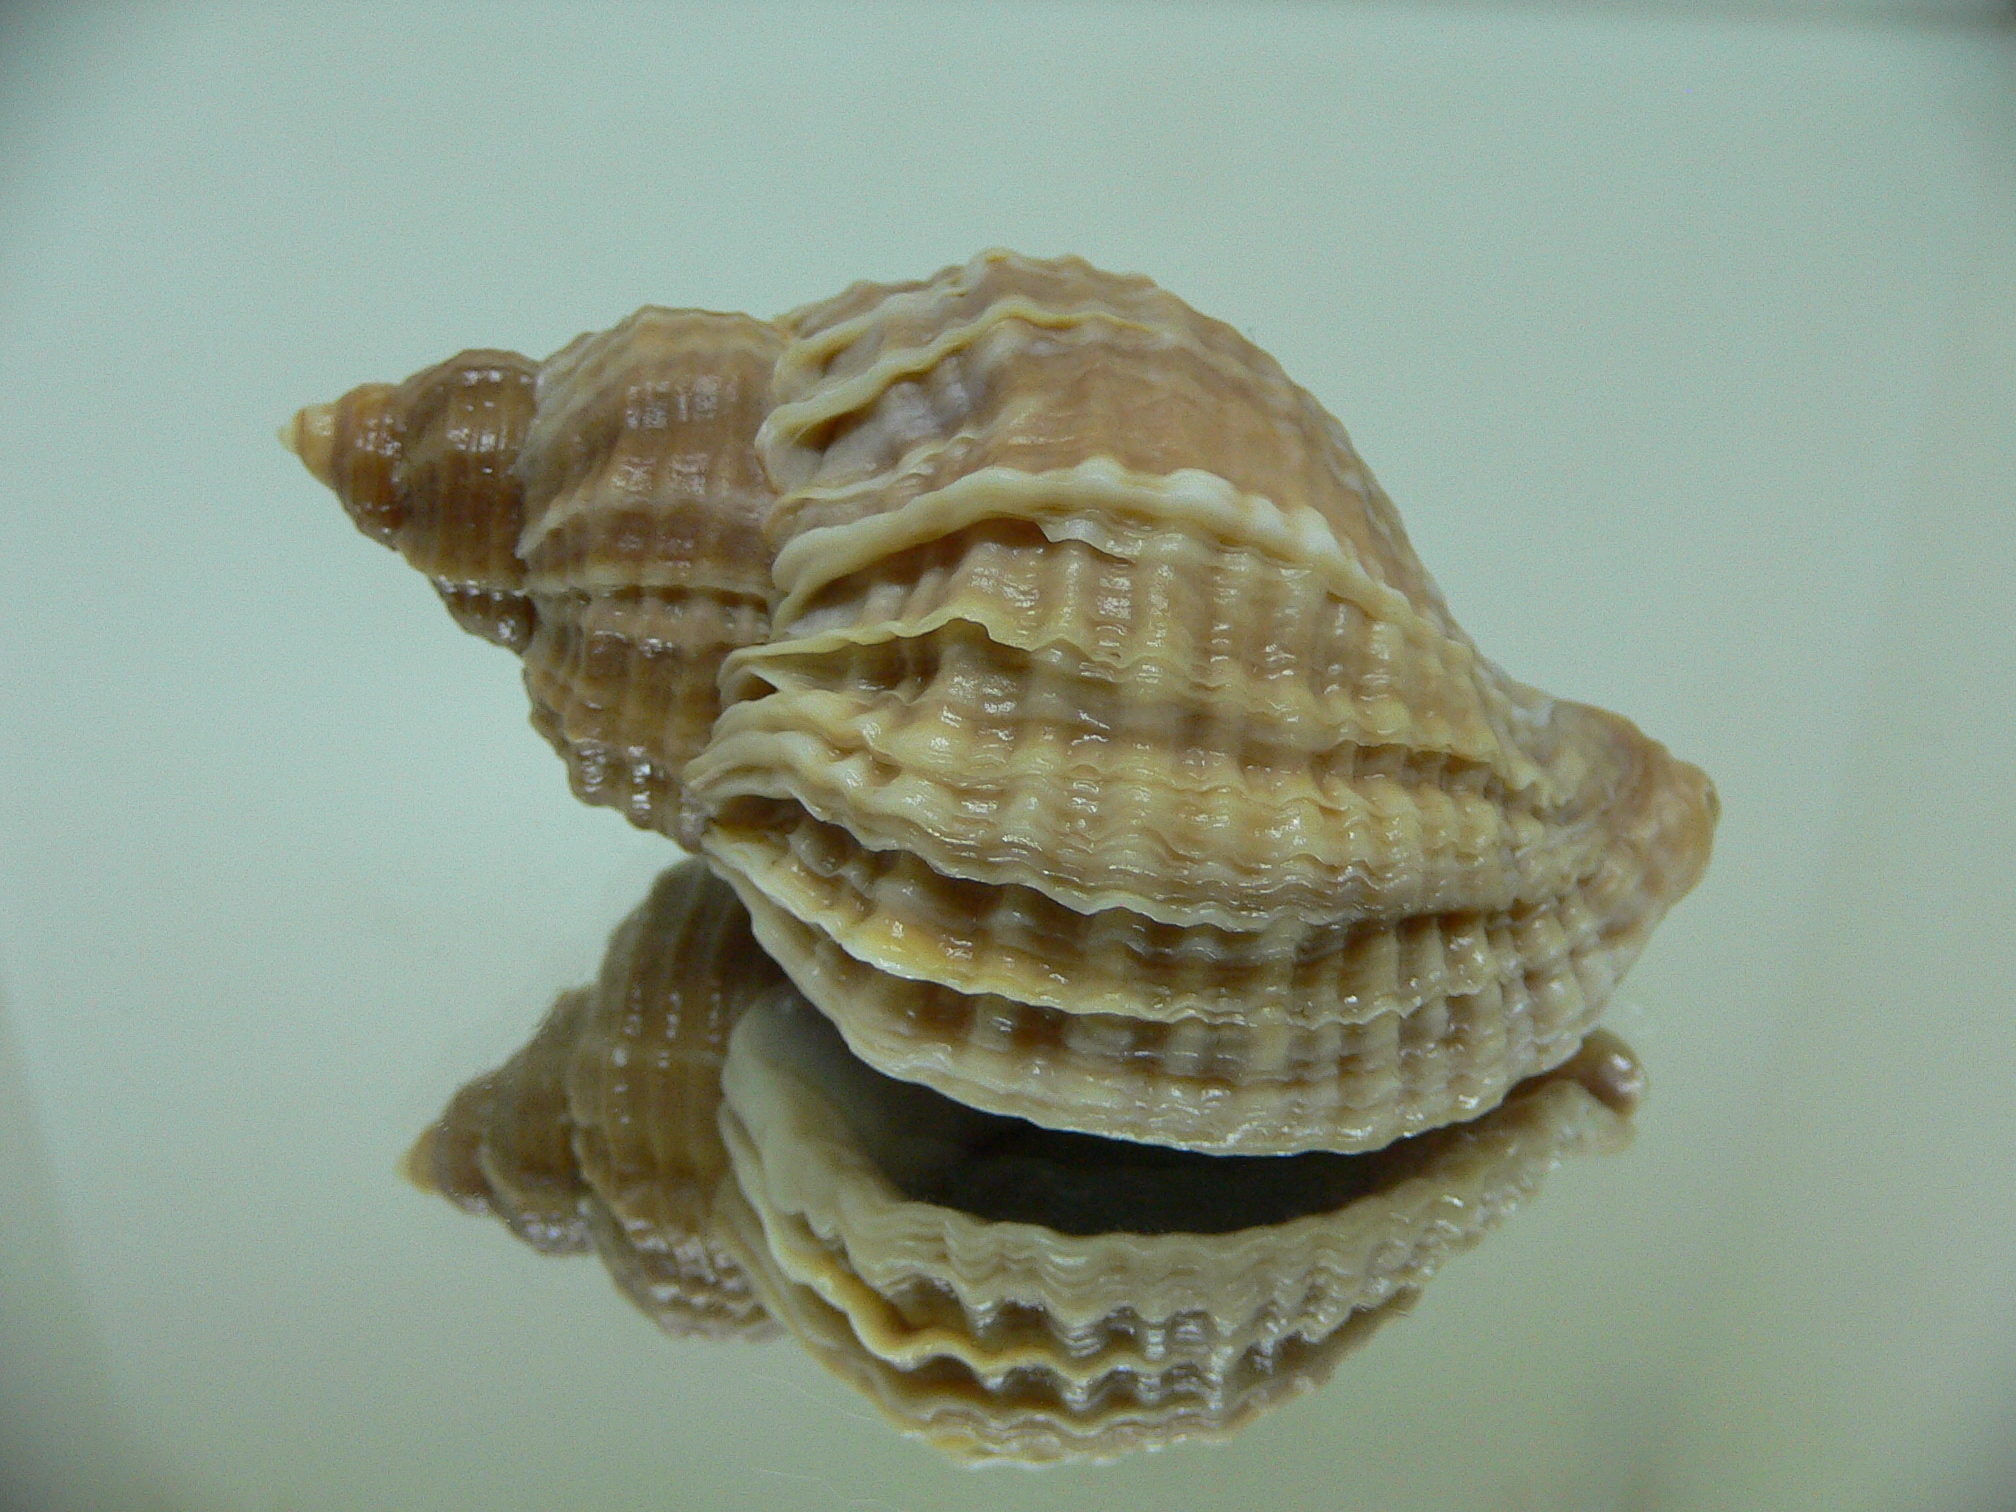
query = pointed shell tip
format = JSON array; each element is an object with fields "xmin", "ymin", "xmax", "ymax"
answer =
[
  {"xmin": 281, "ymin": 402, "xmax": 339, "ymax": 488},
  {"xmin": 398, "ymin": 1125, "xmax": 442, "ymax": 1194}
]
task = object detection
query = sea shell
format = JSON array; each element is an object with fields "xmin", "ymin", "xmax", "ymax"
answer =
[
  {"xmin": 407, "ymin": 860, "xmax": 1643, "ymax": 1464},
  {"xmin": 404, "ymin": 858, "xmax": 783, "ymax": 1340},
  {"xmin": 292, "ymin": 250, "xmax": 1714, "ymax": 1158}
]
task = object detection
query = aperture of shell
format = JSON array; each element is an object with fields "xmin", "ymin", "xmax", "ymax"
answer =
[{"xmin": 295, "ymin": 250, "xmax": 1715, "ymax": 1462}]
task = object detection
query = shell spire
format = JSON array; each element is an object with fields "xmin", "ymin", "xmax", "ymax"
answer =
[
  {"xmin": 285, "ymin": 351, "xmax": 541, "ymax": 648},
  {"xmin": 287, "ymin": 312, "xmax": 785, "ymax": 826},
  {"xmin": 404, "ymin": 859, "xmax": 786, "ymax": 1339},
  {"xmin": 277, "ymin": 401, "xmax": 337, "ymax": 487}
]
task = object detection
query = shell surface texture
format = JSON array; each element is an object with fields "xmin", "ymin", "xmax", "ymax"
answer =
[{"xmin": 297, "ymin": 251, "xmax": 1715, "ymax": 1464}]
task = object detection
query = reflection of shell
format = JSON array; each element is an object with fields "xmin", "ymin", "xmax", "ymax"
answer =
[
  {"xmin": 711, "ymin": 1180, "xmax": 1415, "ymax": 1464},
  {"xmin": 296, "ymin": 251, "xmax": 1713, "ymax": 1160},
  {"xmin": 715, "ymin": 989, "xmax": 1641, "ymax": 1464},
  {"xmin": 406, "ymin": 862, "xmax": 1643, "ymax": 1464},
  {"xmin": 403, "ymin": 983, "xmax": 594, "ymax": 1255},
  {"xmin": 404, "ymin": 859, "xmax": 783, "ymax": 1339}
]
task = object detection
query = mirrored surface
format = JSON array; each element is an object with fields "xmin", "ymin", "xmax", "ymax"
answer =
[
  {"xmin": 2, "ymin": 4, "xmax": 2013, "ymax": 1509},
  {"xmin": 401, "ymin": 857, "xmax": 1650, "ymax": 1465}
]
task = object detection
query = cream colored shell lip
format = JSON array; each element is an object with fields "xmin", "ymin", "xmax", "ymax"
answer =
[{"xmin": 720, "ymin": 859, "xmax": 1627, "ymax": 1156}]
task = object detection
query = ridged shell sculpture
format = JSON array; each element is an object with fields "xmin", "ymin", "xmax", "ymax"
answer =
[
  {"xmin": 413, "ymin": 858, "xmax": 1646, "ymax": 1463},
  {"xmin": 291, "ymin": 249, "xmax": 1714, "ymax": 1461},
  {"xmin": 288, "ymin": 251, "xmax": 1714, "ymax": 1148}
]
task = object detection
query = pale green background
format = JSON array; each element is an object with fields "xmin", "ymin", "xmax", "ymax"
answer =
[{"xmin": 1, "ymin": 3, "xmax": 2012, "ymax": 1510}]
